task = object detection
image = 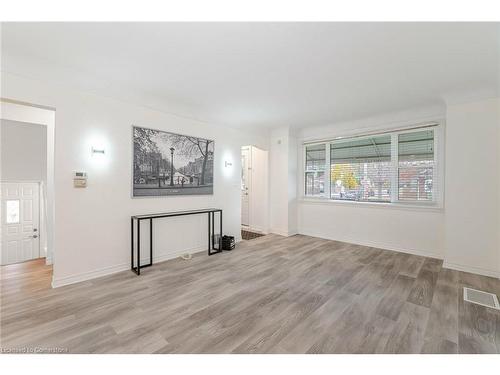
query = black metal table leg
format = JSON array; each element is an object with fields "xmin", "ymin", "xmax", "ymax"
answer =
[
  {"xmin": 208, "ymin": 211, "xmax": 211, "ymax": 255},
  {"xmin": 137, "ymin": 218, "xmax": 141, "ymax": 275},
  {"xmin": 208, "ymin": 210, "xmax": 222, "ymax": 254},
  {"xmin": 211, "ymin": 211, "xmax": 215, "ymax": 251},
  {"xmin": 219, "ymin": 210, "xmax": 222, "ymax": 251},
  {"xmin": 208, "ymin": 210, "xmax": 223, "ymax": 256},
  {"xmin": 131, "ymin": 217, "xmax": 134, "ymax": 271},
  {"xmin": 149, "ymin": 218, "xmax": 153, "ymax": 266}
]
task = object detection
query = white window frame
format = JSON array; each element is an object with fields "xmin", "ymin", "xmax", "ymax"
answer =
[
  {"xmin": 301, "ymin": 122, "xmax": 445, "ymax": 209},
  {"xmin": 304, "ymin": 142, "xmax": 329, "ymax": 198}
]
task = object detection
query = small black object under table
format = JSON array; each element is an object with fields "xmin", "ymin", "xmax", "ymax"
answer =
[{"xmin": 130, "ymin": 208, "xmax": 222, "ymax": 275}]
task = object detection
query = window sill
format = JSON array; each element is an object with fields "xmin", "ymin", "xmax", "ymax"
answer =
[{"xmin": 299, "ymin": 197, "xmax": 444, "ymax": 212}]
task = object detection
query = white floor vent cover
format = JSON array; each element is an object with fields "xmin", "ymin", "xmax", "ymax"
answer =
[{"xmin": 463, "ymin": 287, "xmax": 500, "ymax": 310}]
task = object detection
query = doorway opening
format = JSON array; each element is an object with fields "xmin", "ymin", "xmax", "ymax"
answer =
[
  {"xmin": 1, "ymin": 99, "xmax": 55, "ymax": 287},
  {"xmin": 240, "ymin": 145, "xmax": 269, "ymax": 241}
]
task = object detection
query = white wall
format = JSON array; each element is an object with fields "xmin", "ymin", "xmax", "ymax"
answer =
[
  {"xmin": 299, "ymin": 202, "xmax": 445, "ymax": 258},
  {"xmin": 1, "ymin": 72, "xmax": 268, "ymax": 287},
  {"xmin": 1, "ymin": 119, "xmax": 47, "ymax": 183},
  {"xmin": 444, "ymin": 97, "xmax": 500, "ymax": 277},
  {"xmin": 287, "ymin": 129, "xmax": 298, "ymax": 235},
  {"xmin": 269, "ymin": 127, "xmax": 290, "ymax": 235}
]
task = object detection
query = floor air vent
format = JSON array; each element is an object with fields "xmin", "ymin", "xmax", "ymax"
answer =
[{"xmin": 463, "ymin": 287, "xmax": 500, "ymax": 310}]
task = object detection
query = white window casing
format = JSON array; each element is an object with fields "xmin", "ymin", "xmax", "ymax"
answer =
[{"xmin": 301, "ymin": 121, "xmax": 444, "ymax": 209}]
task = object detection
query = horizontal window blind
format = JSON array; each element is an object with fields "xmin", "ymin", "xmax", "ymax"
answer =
[
  {"xmin": 303, "ymin": 125, "xmax": 439, "ymax": 205},
  {"xmin": 398, "ymin": 130, "xmax": 434, "ymax": 201},
  {"xmin": 330, "ymin": 135, "xmax": 392, "ymax": 202},
  {"xmin": 305, "ymin": 144, "xmax": 326, "ymax": 170},
  {"xmin": 305, "ymin": 144, "xmax": 325, "ymax": 196}
]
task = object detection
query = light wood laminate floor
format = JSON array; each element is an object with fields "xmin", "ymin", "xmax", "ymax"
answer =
[{"xmin": 1, "ymin": 235, "xmax": 500, "ymax": 354}]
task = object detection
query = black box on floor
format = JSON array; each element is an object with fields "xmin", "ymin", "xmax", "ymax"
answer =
[{"xmin": 222, "ymin": 235, "xmax": 235, "ymax": 251}]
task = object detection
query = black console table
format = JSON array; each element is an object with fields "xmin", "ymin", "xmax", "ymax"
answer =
[{"xmin": 130, "ymin": 208, "xmax": 222, "ymax": 275}]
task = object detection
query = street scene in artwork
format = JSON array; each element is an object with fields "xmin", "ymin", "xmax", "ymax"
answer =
[{"xmin": 133, "ymin": 126, "xmax": 214, "ymax": 196}]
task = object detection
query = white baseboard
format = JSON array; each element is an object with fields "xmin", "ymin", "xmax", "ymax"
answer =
[
  {"xmin": 137, "ymin": 245, "xmax": 206, "ymax": 266},
  {"xmin": 269, "ymin": 228, "xmax": 287, "ymax": 236},
  {"xmin": 270, "ymin": 228, "xmax": 298, "ymax": 237},
  {"xmin": 298, "ymin": 229, "xmax": 443, "ymax": 260},
  {"xmin": 51, "ymin": 262, "xmax": 129, "ymax": 288},
  {"xmin": 51, "ymin": 245, "xmax": 206, "ymax": 288},
  {"xmin": 442, "ymin": 261, "xmax": 500, "ymax": 279}
]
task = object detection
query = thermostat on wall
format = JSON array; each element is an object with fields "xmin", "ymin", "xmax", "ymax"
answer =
[{"xmin": 73, "ymin": 171, "xmax": 88, "ymax": 188}]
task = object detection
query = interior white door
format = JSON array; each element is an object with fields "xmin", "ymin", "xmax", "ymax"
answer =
[
  {"xmin": 241, "ymin": 147, "xmax": 250, "ymax": 226},
  {"xmin": 1, "ymin": 182, "xmax": 40, "ymax": 265},
  {"xmin": 248, "ymin": 146, "xmax": 269, "ymax": 233}
]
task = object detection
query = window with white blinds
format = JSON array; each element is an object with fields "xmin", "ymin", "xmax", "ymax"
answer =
[
  {"xmin": 304, "ymin": 144, "xmax": 326, "ymax": 197},
  {"xmin": 303, "ymin": 125, "xmax": 440, "ymax": 205},
  {"xmin": 330, "ymin": 134, "xmax": 392, "ymax": 202},
  {"xmin": 398, "ymin": 130, "xmax": 434, "ymax": 201}
]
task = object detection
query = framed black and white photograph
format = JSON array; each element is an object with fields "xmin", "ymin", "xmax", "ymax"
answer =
[{"xmin": 132, "ymin": 126, "xmax": 214, "ymax": 196}]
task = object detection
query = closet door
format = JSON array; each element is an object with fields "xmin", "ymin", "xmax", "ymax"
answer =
[{"xmin": 249, "ymin": 147, "xmax": 269, "ymax": 233}]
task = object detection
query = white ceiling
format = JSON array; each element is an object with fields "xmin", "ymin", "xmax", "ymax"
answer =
[{"xmin": 1, "ymin": 22, "xmax": 499, "ymax": 129}]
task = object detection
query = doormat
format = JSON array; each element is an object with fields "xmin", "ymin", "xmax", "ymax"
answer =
[{"xmin": 241, "ymin": 230, "xmax": 265, "ymax": 241}]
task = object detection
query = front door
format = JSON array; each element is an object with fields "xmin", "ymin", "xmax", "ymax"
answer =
[
  {"xmin": 1, "ymin": 182, "xmax": 40, "ymax": 265},
  {"xmin": 241, "ymin": 147, "xmax": 250, "ymax": 226}
]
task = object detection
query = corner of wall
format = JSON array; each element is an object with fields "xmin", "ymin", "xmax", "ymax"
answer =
[
  {"xmin": 443, "ymin": 96, "xmax": 500, "ymax": 279},
  {"xmin": 269, "ymin": 126, "xmax": 299, "ymax": 236}
]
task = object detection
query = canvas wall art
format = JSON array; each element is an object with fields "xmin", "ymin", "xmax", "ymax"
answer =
[{"xmin": 132, "ymin": 126, "xmax": 214, "ymax": 196}]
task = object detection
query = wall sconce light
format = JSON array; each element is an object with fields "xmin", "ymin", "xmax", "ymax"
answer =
[
  {"xmin": 91, "ymin": 146, "xmax": 105, "ymax": 156},
  {"xmin": 86, "ymin": 135, "xmax": 110, "ymax": 170},
  {"xmin": 225, "ymin": 161, "xmax": 233, "ymax": 167}
]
